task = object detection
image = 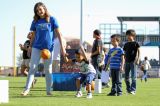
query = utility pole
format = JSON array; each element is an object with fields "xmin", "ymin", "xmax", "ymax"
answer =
[
  {"xmin": 80, "ymin": 0, "xmax": 83, "ymax": 44},
  {"xmin": 13, "ymin": 26, "xmax": 16, "ymax": 76}
]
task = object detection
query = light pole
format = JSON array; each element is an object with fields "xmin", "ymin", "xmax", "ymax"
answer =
[
  {"xmin": 80, "ymin": 0, "xmax": 83, "ymax": 44},
  {"xmin": 13, "ymin": 26, "xmax": 16, "ymax": 76}
]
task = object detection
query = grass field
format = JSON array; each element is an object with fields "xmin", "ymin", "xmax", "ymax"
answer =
[{"xmin": 0, "ymin": 77, "xmax": 160, "ymax": 106}]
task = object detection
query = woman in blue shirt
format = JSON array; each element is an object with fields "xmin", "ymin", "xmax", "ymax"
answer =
[{"xmin": 21, "ymin": 2, "xmax": 66, "ymax": 96}]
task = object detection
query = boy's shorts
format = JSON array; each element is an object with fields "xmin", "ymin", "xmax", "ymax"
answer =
[
  {"xmin": 22, "ymin": 59, "xmax": 30, "ymax": 67},
  {"xmin": 77, "ymin": 72, "xmax": 96, "ymax": 84}
]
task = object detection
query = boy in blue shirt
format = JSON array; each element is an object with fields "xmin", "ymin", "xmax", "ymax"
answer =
[{"xmin": 104, "ymin": 34, "xmax": 125, "ymax": 96}]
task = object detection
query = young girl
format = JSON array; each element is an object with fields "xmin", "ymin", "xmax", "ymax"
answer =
[
  {"xmin": 21, "ymin": 2, "xmax": 66, "ymax": 96},
  {"xmin": 65, "ymin": 45, "xmax": 96, "ymax": 99}
]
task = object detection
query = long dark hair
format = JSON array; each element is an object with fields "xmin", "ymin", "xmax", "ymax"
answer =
[{"xmin": 33, "ymin": 2, "xmax": 50, "ymax": 22}]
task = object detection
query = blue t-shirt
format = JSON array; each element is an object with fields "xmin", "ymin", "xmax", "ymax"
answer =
[
  {"xmin": 105, "ymin": 47, "xmax": 124, "ymax": 70},
  {"xmin": 30, "ymin": 16, "xmax": 59, "ymax": 52}
]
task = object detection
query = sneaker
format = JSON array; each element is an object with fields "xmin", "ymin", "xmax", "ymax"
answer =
[
  {"xmin": 34, "ymin": 79, "xmax": 37, "ymax": 84},
  {"xmin": 75, "ymin": 91, "xmax": 83, "ymax": 98},
  {"xmin": 106, "ymin": 83, "xmax": 111, "ymax": 88},
  {"xmin": 86, "ymin": 93, "xmax": 92, "ymax": 99},
  {"xmin": 47, "ymin": 92, "xmax": 52, "ymax": 96},
  {"xmin": 117, "ymin": 93, "xmax": 122, "ymax": 96},
  {"xmin": 21, "ymin": 90, "xmax": 29, "ymax": 96},
  {"xmin": 32, "ymin": 79, "xmax": 37, "ymax": 88},
  {"xmin": 130, "ymin": 91, "xmax": 136, "ymax": 95},
  {"xmin": 107, "ymin": 92, "xmax": 116, "ymax": 96},
  {"xmin": 145, "ymin": 79, "xmax": 147, "ymax": 82},
  {"xmin": 126, "ymin": 91, "xmax": 131, "ymax": 94}
]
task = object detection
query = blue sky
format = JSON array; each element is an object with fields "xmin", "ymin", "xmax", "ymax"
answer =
[{"xmin": 0, "ymin": 0, "xmax": 160, "ymax": 66}]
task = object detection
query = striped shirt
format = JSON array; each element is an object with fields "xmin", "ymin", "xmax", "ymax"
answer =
[{"xmin": 105, "ymin": 47, "xmax": 124, "ymax": 70}]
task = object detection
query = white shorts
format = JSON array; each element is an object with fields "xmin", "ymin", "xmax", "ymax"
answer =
[{"xmin": 22, "ymin": 59, "xmax": 30, "ymax": 67}]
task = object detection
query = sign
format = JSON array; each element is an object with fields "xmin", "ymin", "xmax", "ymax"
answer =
[{"xmin": 60, "ymin": 49, "xmax": 80, "ymax": 72}]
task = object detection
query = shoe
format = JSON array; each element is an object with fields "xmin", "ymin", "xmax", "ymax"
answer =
[
  {"xmin": 145, "ymin": 79, "xmax": 147, "ymax": 82},
  {"xmin": 34, "ymin": 79, "xmax": 37, "ymax": 84},
  {"xmin": 107, "ymin": 92, "xmax": 116, "ymax": 96},
  {"xmin": 126, "ymin": 90, "xmax": 131, "ymax": 94},
  {"xmin": 32, "ymin": 79, "xmax": 37, "ymax": 88},
  {"xmin": 21, "ymin": 90, "xmax": 29, "ymax": 96},
  {"xmin": 130, "ymin": 91, "xmax": 136, "ymax": 95},
  {"xmin": 106, "ymin": 83, "xmax": 111, "ymax": 88},
  {"xmin": 75, "ymin": 91, "xmax": 83, "ymax": 98},
  {"xmin": 47, "ymin": 92, "xmax": 52, "ymax": 96},
  {"xmin": 117, "ymin": 93, "xmax": 122, "ymax": 96},
  {"xmin": 86, "ymin": 93, "xmax": 92, "ymax": 99}
]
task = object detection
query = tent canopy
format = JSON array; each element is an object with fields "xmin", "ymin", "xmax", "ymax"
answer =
[{"xmin": 117, "ymin": 16, "xmax": 160, "ymax": 22}]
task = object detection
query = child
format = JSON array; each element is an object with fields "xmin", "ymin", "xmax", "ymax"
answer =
[
  {"xmin": 91, "ymin": 29, "xmax": 103, "ymax": 79},
  {"xmin": 21, "ymin": 2, "xmax": 66, "ymax": 96},
  {"xmin": 65, "ymin": 45, "xmax": 96, "ymax": 99},
  {"xmin": 141, "ymin": 56, "xmax": 151, "ymax": 82},
  {"xmin": 104, "ymin": 34, "xmax": 125, "ymax": 96},
  {"xmin": 19, "ymin": 32, "xmax": 31, "ymax": 76},
  {"xmin": 123, "ymin": 29, "xmax": 140, "ymax": 95}
]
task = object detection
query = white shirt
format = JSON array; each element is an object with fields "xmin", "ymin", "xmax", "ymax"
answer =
[
  {"xmin": 76, "ymin": 61, "xmax": 96, "ymax": 74},
  {"xmin": 142, "ymin": 60, "xmax": 151, "ymax": 70}
]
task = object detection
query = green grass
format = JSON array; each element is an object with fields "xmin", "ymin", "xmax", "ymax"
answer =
[{"xmin": 0, "ymin": 77, "xmax": 160, "ymax": 106}]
